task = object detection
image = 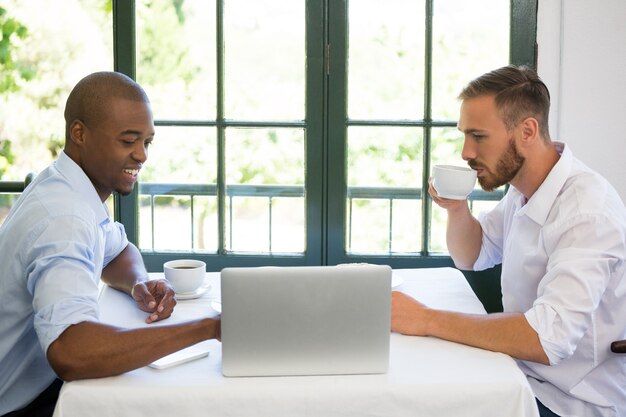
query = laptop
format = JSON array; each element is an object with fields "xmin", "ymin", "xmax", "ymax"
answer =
[{"xmin": 220, "ymin": 264, "xmax": 392, "ymax": 377}]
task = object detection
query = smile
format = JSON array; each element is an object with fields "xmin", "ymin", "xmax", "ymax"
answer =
[{"xmin": 123, "ymin": 169, "xmax": 140, "ymax": 176}]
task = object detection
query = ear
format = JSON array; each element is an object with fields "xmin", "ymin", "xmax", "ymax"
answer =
[
  {"xmin": 518, "ymin": 116, "xmax": 540, "ymax": 146},
  {"xmin": 69, "ymin": 120, "xmax": 88, "ymax": 147}
]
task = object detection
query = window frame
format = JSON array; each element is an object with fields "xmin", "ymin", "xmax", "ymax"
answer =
[
  {"xmin": 111, "ymin": 0, "xmax": 537, "ymax": 271},
  {"xmin": 325, "ymin": 0, "xmax": 536, "ymax": 267}
]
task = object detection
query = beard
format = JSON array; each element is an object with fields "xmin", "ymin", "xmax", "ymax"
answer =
[{"xmin": 469, "ymin": 138, "xmax": 525, "ymax": 192}]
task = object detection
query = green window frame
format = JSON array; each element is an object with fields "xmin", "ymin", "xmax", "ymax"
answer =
[{"xmin": 111, "ymin": 0, "xmax": 537, "ymax": 271}]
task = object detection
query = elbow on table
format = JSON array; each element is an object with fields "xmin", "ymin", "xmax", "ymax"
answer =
[
  {"xmin": 47, "ymin": 343, "xmax": 84, "ymax": 381},
  {"xmin": 529, "ymin": 350, "xmax": 551, "ymax": 366},
  {"xmin": 448, "ymin": 250, "xmax": 479, "ymax": 271},
  {"xmin": 451, "ymin": 258, "xmax": 475, "ymax": 272},
  {"xmin": 521, "ymin": 332, "xmax": 551, "ymax": 366},
  {"xmin": 46, "ymin": 327, "xmax": 105, "ymax": 381}
]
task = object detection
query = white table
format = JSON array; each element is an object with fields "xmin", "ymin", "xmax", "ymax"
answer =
[{"xmin": 53, "ymin": 267, "xmax": 539, "ymax": 417}]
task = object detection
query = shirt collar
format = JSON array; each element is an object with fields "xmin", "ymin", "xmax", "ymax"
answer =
[
  {"xmin": 514, "ymin": 141, "xmax": 570, "ymax": 225},
  {"xmin": 54, "ymin": 151, "xmax": 111, "ymax": 225}
]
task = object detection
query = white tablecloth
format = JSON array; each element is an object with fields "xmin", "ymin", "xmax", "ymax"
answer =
[{"xmin": 53, "ymin": 267, "xmax": 539, "ymax": 417}]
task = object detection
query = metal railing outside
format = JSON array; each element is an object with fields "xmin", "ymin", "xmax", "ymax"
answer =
[
  {"xmin": 0, "ymin": 173, "xmax": 36, "ymax": 193},
  {"xmin": 2, "ymin": 177, "xmax": 504, "ymax": 253},
  {"xmin": 0, "ymin": 173, "xmax": 37, "ymax": 225},
  {"xmin": 139, "ymin": 183, "xmax": 305, "ymax": 252},
  {"xmin": 138, "ymin": 183, "xmax": 504, "ymax": 253}
]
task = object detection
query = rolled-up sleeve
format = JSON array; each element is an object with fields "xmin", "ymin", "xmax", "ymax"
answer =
[
  {"xmin": 35, "ymin": 298, "xmax": 99, "ymax": 354},
  {"xmin": 524, "ymin": 213, "xmax": 623, "ymax": 365},
  {"xmin": 26, "ymin": 214, "xmax": 102, "ymax": 354}
]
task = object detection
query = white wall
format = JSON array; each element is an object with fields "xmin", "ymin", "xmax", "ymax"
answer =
[{"xmin": 537, "ymin": 0, "xmax": 626, "ymax": 202}]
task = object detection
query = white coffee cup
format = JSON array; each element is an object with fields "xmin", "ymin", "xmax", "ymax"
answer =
[
  {"xmin": 432, "ymin": 164, "xmax": 477, "ymax": 200},
  {"xmin": 163, "ymin": 259, "xmax": 206, "ymax": 294}
]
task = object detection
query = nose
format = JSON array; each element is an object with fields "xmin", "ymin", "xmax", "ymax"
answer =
[
  {"xmin": 132, "ymin": 141, "xmax": 148, "ymax": 163},
  {"xmin": 461, "ymin": 137, "xmax": 476, "ymax": 162}
]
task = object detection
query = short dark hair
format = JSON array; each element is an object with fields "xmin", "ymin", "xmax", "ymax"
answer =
[
  {"xmin": 459, "ymin": 65, "xmax": 551, "ymax": 140},
  {"xmin": 64, "ymin": 71, "xmax": 149, "ymax": 142}
]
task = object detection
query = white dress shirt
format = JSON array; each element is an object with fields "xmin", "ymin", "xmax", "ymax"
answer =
[
  {"xmin": 0, "ymin": 151, "xmax": 128, "ymax": 415},
  {"xmin": 474, "ymin": 142, "xmax": 626, "ymax": 417}
]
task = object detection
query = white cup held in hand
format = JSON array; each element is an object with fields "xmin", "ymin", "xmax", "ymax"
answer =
[
  {"xmin": 432, "ymin": 165, "xmax": 477, "ymax": 200},
  {"xmin": 163, "ymin": 259, "xmax": 206, "ymax": 294}
]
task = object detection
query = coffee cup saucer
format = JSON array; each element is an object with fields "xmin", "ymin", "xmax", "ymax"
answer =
[{"xmin": 175, "ymin": 283, "xmax": 211, "ymax": 300}]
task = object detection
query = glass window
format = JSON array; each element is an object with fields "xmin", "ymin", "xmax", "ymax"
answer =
[
  {"xmin": 341, "ymin": 0, "xmax": 510, "ymax": 256},
  {"xmin": 132, "ymin": 0, "xmax": 309, "ymax": 261},
  {"xmin": 0, "ymin": 1, "xmax": 535, "ymax": 268},
  {"xmin": 136, "ymin": 0, "xmax": 217, "ymax": 120},
  {"xmin": 224, "ymin": 0, "xmax": 305, "ymax": 120},
  {"xmin": 348, "ymin": 0, "xmax": 424, "ymax": 120},
  {"xmin": 224, "ymin": 128, "xmax": 305, "ymax": 253}
]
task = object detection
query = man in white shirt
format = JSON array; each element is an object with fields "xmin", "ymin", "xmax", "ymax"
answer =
[
  {"xmin": 0, "ymin": 72, "xmax": 221, "ymax": 417},
  {"xmin": 391, "ymin": 65, "xmax": 626, "ymax": 417}
]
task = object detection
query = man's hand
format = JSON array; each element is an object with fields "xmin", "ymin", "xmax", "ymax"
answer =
[
  {"xmin": 131, "ymin": 279, "xmax": 177, "ymax": 323},
  {"xmin": 391, "ymin": 291, "xmax": 432, "ymax": 336}
]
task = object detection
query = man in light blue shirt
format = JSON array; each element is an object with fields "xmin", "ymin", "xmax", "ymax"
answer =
[{"xmin": 0, "ymin": 72, "xmax": 221, "ymax": 416}]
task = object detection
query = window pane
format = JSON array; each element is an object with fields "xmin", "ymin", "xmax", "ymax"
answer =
[
  {"xmin": 225, "ymin": 128, "xmax": 305, "ymax": 253},
  {"xmin": 271, "ymin": 197, "xmax": 305, "ymax": 253},
  {"xmin": 140, "ymin": 195, "xmax": 218, "ymax": 253},
  {"xmin": 136, "ymin": 0, "xmax": 216, "ymax": 120},
  {"xmin": 224, "ymin": 0, "xmax": 305, "ymax": 120},
  {"xmin": 348, "ymin": 126, "xmax": 423, "ymax": 187},
  {"xmin": 139, "ymin": 195, "xmax": 154, "ymax": 250},
  {"xmin": 138, "ymin": 126, "xmax": 217, "ymax": 252},
  {"xmin": 347, "ymin": 199, "xmax": 390, "ymax": 253},
  {"xmin": 139, "ymin": 194, "xmax": 218, "ymax": 253},
  {"xmin": 142, "ymin": 126, "xmax": 217, "ymax": 184},
  {"xmin": 347, "ymin": 126, "xmax": 423, "ymax": 253},
  {"xmin": 152, "ymin": 196, "xmax": 192, "ymax": 251},
  {"xmin": 226, "ymin": 196, "xmax": 271, "ymax": 252},
  {"xmin": 348, "ymin": 0, "xmax": 425, "ymax": 120},
  {"xmin": 1, "ymin": 0, "xmax": 112, "ymax": 180},
  {"xmin": 193, "ymin": 196, "xmax": 219, "ymax": 252},
  {"xmin": 346, "ymin": 198, "xmax": 422, "ymax": 254},
  {"xmin": 391, "ymin": 199, "xmax": 421, "ymax": 253},
  {"xmin": 431, "ymin": 0, "xmax": 510, "ymax": 120}
]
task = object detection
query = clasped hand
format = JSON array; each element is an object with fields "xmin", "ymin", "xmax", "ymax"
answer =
[{"xmin": 131, "ymin": 279, "xmax": 177, "ymax": 323}]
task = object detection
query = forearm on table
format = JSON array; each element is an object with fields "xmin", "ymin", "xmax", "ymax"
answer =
[
  {"xmin": 426, "ymin": 309, "xmax": 549, "ymax": 365},
  {"xmin": 445, "ymin": 205, "xmax": 482, "ymax": 270},
  {"xmin": 101, "ymin": 243, "xmax": 149, "ymax": 294},
  {"xmin": 47, "ymin": 319, "xmax": 220, "ymax": 381}
]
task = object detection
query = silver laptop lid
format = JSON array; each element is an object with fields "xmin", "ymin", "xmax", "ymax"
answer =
[{"xmin": 221, "ymin": 264, "xmax": 391, "ymax": 377}]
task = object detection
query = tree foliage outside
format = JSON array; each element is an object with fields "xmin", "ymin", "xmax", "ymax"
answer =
[
  {"xmin": 0, "ymin": 5, "xmax": 34, "ymax": 180},
  {"xmin": 0, "ymin": 0, "xmax": 113, "ymax": 184}
]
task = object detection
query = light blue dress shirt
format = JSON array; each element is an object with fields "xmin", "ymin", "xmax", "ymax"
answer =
[{"xmin": 0, "ymin": 151, "xmax": 128, "ymax": 414}]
